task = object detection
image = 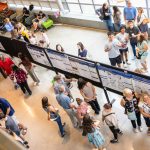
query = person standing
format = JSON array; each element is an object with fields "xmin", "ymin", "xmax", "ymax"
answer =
[
  {"xmin": 102, "ymin": 103, "xmax": 123, "ymax": 143},
  {"xmin": 0, "ymin": 54, "xmax": 14, "ymax": 77},
  {"xmin": 120, "ymin": 88, "xmax": 142, "ymax": 133},
  {"xmin": 18, "ymin": 52, "xmax": 40, "ymax": 85},
  {"xmin": 53, "ymin": 74, "xmax": 75, "ymax": 99},
  {"xmin": 104, "ymin": 32, "xmax": 122, "ymax": 67},
  {"xmin": 56, "ymin": 44, "xmax": 65, "ymax": 52},
  {"xmin": 116, "ymin": 26, "xmax": 130, "ymax": 67},
  {"xmin": 124, "ymin": 1, "xmax": 137, "ymax": 24},
  {"xmin": 113, "ymin": 6, "xmax": 121, "ymax": 32},
  {"xmin": 136, "ymin": 34, "xmax": 148, "ymax": 72},
  {"xmin": 139, "ymin": 93, "xmax": 150, "ymax": 135},
  {"xmin": 56, "ymin": 85, "xmax": 78, "ymax": 128},
  {"xmin": 126, "ymin": 21, "xmax": 140, "ymax": 59},
  {"xmin": 4, "ymin": 18, "xmax": 14, "ymax": 37},
  {"xmin": 77, "ymin": 42, "xmax": 88, "ymax": 58},
  {"xmin": 42, "ymin": 97, "xmax": 66, "ymax": 137},
  {"xmin": 137, "ymin": 7, "xmax": 149, "ymax": 40},
  {"xmin": 77, "ymin": 78, "xmax": 100, "ymax": 115},
  {"xmin": 0, "ymin": 97, "xmax": 27, "ymax": 135},
  {"xmin": 99, "ymin": 3, "xmax": 114, "ymax": 32},
  {"xmin": 10, "ymin": 65, "xmax": 32, "ymax": 95},
  {"xmin": 82, "ymin": 116, "xmax": 106, "ymax": 150}
]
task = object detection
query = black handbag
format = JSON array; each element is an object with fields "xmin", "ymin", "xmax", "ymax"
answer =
[{"xmin": 136, "ymin": 51, "xmax": 145, "ymax": 59}]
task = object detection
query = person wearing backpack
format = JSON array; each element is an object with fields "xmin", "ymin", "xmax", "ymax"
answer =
[
  {"xmin": 102, "ymin": 103, "xmax": 122, "ymax": 144},
  {"xmin": 42, "ymin": 97, "xmax": 66, "ymax": 137},
  {"xmin": 120, "ymin": 88, "xmax": 142, "ymax": 133},
  {"xmin": 139, "ymin": 93, "xmax": 150, "ymax": 135}
]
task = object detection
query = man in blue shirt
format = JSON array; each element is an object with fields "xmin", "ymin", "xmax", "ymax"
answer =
[
  {"xmin": 0, "ymin": 98, "xmax": 27, "ymax": 133},
  {"xmin": 56, "ymin": 85, "xmax": 78, "ymax": 128},
  {"xmin": 0, "ymin": 98, "xmax": 15, "ymax": 117},
  {"xmin": 124, "ymin": 1, "xmax": 137, "ymax": 23}
]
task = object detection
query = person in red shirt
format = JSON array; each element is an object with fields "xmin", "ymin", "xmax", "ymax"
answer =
[
  {"xmin": 0, "ymin": 54, "xmax": 19, "ymax": 89},
  {"xmin": 0, "ymin": 54, "xmax": 14, "ymax": 76}
]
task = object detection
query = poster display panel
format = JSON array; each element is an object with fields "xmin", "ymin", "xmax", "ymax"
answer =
[
  {"xmin": 27, "ymin": 45, "xmax": 51, "ymax": 67},
  {"xmin": 132, "ymin": 75, "xmax": 150, "ymax": 93},
  {"xmin": 68, "ymin": 56, "xmax": 100, "ymax": 82},
  {"xmin": 97, "ymin": 64, "xmax": 133, "ymax": 92},
  {"xmin": 47, "ymin": 49, "xmax": 72, "ymax": 72}
]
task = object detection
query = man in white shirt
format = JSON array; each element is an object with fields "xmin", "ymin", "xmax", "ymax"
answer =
[{"xmin": 104, "ymin": 32, "xmax": 123, "ymax": 67}]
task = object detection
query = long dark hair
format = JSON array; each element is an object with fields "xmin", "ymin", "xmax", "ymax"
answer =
[
  {"xmin": 56, "ymin": 44, "xmax": 64, "ymax": 52},
  {"xmin": 18, "ymin": 52, "xmax": 25, "ymax": 60},
  {"xmin": 102, "ymin": 3, "xmax": 108, "ymax": 11},
  {"xmin": 77, "ymin": 78, "xmax": 87, "ymax": 90},
  {"xmin": 77, "ymin": 42, "xmax": 84, "ymax": 51},
  {"xmin": 12, "ymin": 65, "xmax": 20, "ymax": 72},
  {"xmin": 113, "ymin": 6, "xmax": 120, "ymax": 15},
  {"xmin": 42, "ymin": 97, "xmax": 50, "ymax": 109},
  {"xmin": 82, "ymin": 115, "xmax": 94, "ymax": 133}
]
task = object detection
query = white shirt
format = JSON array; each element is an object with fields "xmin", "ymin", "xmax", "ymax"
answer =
[
  {"xmin": 139, "ymin": 102, "xmax": 150, "ymax": 115},
  {"xmin": 104, "ymin": 38, "xmax": 120, "ymax": 58},
  {"xmin": 42, "ymin": 33, "xmax": 50, "ymax": 44},
  {"xmin": 116, "ymin": 33, "xmax": 128, "ymax": 49}
]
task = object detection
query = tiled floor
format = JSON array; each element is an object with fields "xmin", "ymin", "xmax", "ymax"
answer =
[{"xmin": 0, "ymin": 25, "xmax": 150, "ymax": 150}]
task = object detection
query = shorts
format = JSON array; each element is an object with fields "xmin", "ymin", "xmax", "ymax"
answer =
[
  {"xmin": 119, "ymin": 47, "xmax": 128, "ymax": 54},
  {"xmin": 11, "ymin": 115, "xmax": 19, "ymax": 125},
  {"xmin": 109, "ymin": 55, "xmax": 122, "ymax": 66}
]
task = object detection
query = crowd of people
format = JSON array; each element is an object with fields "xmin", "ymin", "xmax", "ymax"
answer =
[{"xmin": 0, "ymin": 0, "xmax": 150, "ymax": 149}]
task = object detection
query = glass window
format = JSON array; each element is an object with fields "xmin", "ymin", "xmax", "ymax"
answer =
[
  {"xmin": 130, "ymin": 0, "xmax": 146, "ymax": 8},
  {"xmin": 22, "ymin": 0, "xmax": 31, "ymax": 6},
  {"xmin": 79, "ymin": 0, "xmax": 93, "ymax": 4},
  {"xmin": 39, "ymin": 1, "xmax": 51, "ymax": 8},
  {"xmin": 81, "ymin": 4, "xmax": 95, "ymax": 15},
  {"xmin": 66, "ymin": 0, "xmax": 78, "ymax": 3},
  {"xmin": 93, "ymin": 0, "xmax": 108, "ymax": 5},
  {"xmin": 13, "ymin": 0, "xmax": 22, "ymax": 5},
  {"xmin": 109, "ymin": 0, "xmax": 126, "ymax": 6},
  {"xmin": 68, "ymin": 4, "xmax": 82, "ymax": 13}
]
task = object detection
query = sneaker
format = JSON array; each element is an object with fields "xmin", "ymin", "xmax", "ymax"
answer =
[
  {"xmin": 138, "ymin": 126, "xmax": 143, "ymax": 132},
  {"xmin": 133, "ymin": 128, "xmax": 138, "ymax": 133},
  {"xmin": 118, "ymin": 130, "xmax": 123, "ymax": 135},
  {"xmin": 123, "ymin": 64, "xmax": 128, "ymax": 68},
  {"xmin": 63, "ymin": 122, "xmax": 66, "ymax": 127},
  {"xmin": 110, "ymin": 139, "xmax": 118, "ymax": 143},
  {"xmin": 61, "ymin": 133, "xmax": 66, "ymax": 137},
  {"xmin": 126, "ymin": 61, "xmax": 131, "ymax": 65},
  {"xmin": 131, "ymin": 56, "xmax": 136, "ymax": 60}
]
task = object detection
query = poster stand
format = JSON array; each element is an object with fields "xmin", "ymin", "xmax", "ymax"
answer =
[{"xmin": 1, "ymin": 35, "xmax": 150, "ymax": 103}]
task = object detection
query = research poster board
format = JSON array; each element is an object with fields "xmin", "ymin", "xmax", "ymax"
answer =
[
  {"xmin": 68, "ymin": 56, "xmax": 100, "ymax": 82},
  {"xmin": 97, "ymin": 64, "xmax": 134, "ymax": 92},
  {"xmin": 132, "ymin": 75, "xmax": 150, "ymax": 93},
  {"xmin": 27, "ymin": 45, "xmax": 51, "ymax": 67},
  {"xmin": 47, "ymin": 49, "xmax": 73, "ymax": 72},
  {"xmin": 0, "ymin": 42, "xmax": 5, "ymax": 51}
]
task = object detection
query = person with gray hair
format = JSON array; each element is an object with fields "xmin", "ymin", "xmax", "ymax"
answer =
[{"xmin": 56, "ymin": 85, "xmax": 78, "ymax": 128}]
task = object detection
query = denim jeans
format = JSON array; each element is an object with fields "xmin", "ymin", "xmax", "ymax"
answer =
[
  {"xmin": 144, "ymin": 117, "xmax": 150, "ymax": 127},
  {"xmin": 104, "ymin": 19, "xmax": 114, "ymax": 32},
  {"xmin": 130, "ymin": 111, "xmax": 141, "ymax": 128},
  {"xmin": 130, "ymin": 42, "xmax": 137, "ymax": 57},
  {"xmin": 114, "ymin": 22, "xmax": 121, "ymax": 32},
  {"xmin": 54, "ymin": 116, "xmax": 64, "ymax": 136}
]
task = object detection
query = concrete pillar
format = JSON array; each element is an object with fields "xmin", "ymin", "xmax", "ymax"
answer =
[{"xmin": 56, "ymin": 0, "xmax": 65, "ymax": 14}]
